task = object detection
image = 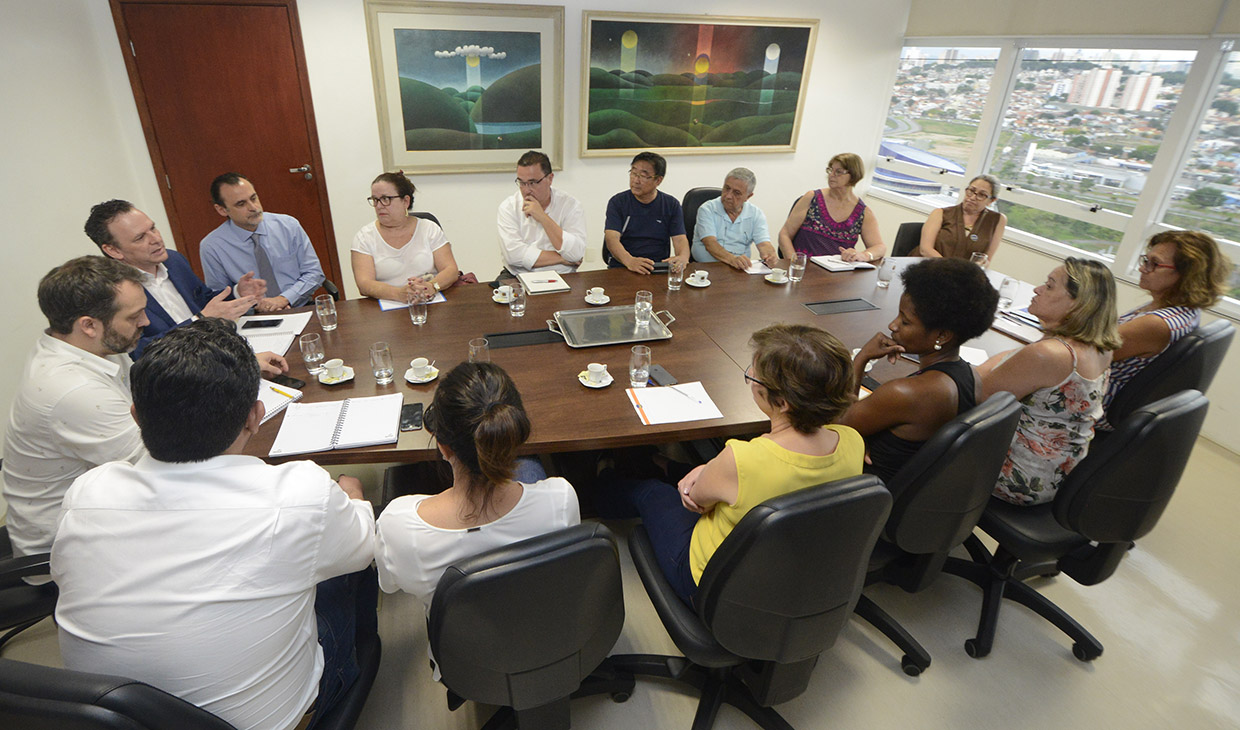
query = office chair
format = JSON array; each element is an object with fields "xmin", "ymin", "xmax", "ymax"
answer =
[
  {"xmin": 610, "ymin": 475, "xmax": 891, "ymax": 730},
  {"xmin": 412, "ymin": 211, "xmax": 442, "ymax": 227},
  {"xmin": 428, "ymin": 522, "xmax": 632, "ymax": 729},
  {"xmin": 0, "ymin": 526, "xmax": 56, "ymax": 655},
  {"xmin": 944, "ymin": 389, "xmax": 1209, "ymax": 661},
  {"xmin": 1104, "ymin": 319, "xmax": 1233, "ymax": 428},
  {"xmin": 682, "ymin": 187, "xmax": 722, "ymax": 254},
  {"xmin": 853, "ymin": 393, "xmax": 1022, "ymax": 676},
  {"xmin": 891, "ymin": 222, "xmax": 924, "ymax": 256}
]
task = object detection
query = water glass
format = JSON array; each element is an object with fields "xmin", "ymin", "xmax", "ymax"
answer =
[
  {"xmin": 299, "ymin": 333, "xmax": 325, "ymax": 375},
  {"xmin": 667, "ymin": 261, "xmax": 685, "ymax": 291},
  {"xmin": 468, "ymin": 337, "xmax": 490, "ymax": 363},
  {"xmin": 970, "ymin": 252, "xmax": 990, "ymax": 269},
  {"xmin": 509, "ymin": 285, "xmax": 527, "ymax": 318},
  {"xmin": 408, "ymin": 291, "xmax": 428, "ymax": 326},
  {"xmin": 876, "ymin": 259, "xmax": 897, "ymax": 288},
  {"xmin": 314, "ymin": 294, "xmax": 337, "ymax": 331},
  {"xmin": 998, "ymin": 277, "xmax": 1018, "ymax": 310},
  {"xmin": 370, "ymin": 341, "xmax": 395, "ymax": 385},
  {"xmin": 629, "ymin": 345, "xmax": 651, "ymax": 388},
  {"xmin": 634, "ymin": 290, "xmax": 653, "ymax": 328},
  {"xmin": 789, "ymin": 252, "xmax": 808, "ymax": 283}
]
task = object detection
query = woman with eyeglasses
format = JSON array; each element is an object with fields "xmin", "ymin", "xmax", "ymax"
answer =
[
  {"xmin": 594, "ymin": 324, "xmax": 863, "ymax": 606},
  {"xmin": 778, "ymin": 152, "xmax": 888, "ymax": 263},
  {"xmin": 351, "ymin": 171, "xmax": 460, "ymax": 303},
  {"xmin": 978, "ymin": 258, "xmax": 1121, "ymax": 506},
  {"xmin": 374, "ymin": 362, "xmax": 579, "ymax": 610},
  {"xmin": 1098, "ymin": 230, "xmax": 1230, "ymax": 430},
  {"xmin": 918, "ymin": 174, "xmax": 1008, "ymax": 261}
]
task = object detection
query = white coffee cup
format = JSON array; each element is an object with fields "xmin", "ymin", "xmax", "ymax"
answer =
[
  {"xmin": 691, "ymin": 270, "xmax": 708, "ymax": 284},
  {"xmin": 324, "ymin": 358, "xmax": 345, "ymax": 379},
  {"xmin": 497, "ymin": 285, "xmax": 513, "ymax": 300},
  {"xmin": 770, "ymin": 267, "xmax": 788, "ymax": 282},
  {"xmin": 410, "ymin": 357, "xmax": 431, "ymax": 378},
  {"xmin": 588, "ymin": 287, "xmax": 605, "ymax": 300},
  {"xmin": 587, "ymin": 363, "xmax": 608, "ymax": 383}
]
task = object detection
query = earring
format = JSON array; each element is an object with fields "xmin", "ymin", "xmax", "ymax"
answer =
[{"xmin": 933, "ymin": 340, "xmax": 942, "ymax": 351}]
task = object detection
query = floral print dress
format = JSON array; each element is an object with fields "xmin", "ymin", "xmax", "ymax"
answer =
[{"xmin": 993, "ymin": 339, "xmax": 1108, "ymax": 506}]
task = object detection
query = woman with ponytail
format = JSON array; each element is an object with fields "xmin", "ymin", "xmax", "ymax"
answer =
[{"xmin": 374, "ymin": 362, "xmax": 579, "ymax": 609}]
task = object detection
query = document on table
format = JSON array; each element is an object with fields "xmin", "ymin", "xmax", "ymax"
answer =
[
  {"xmin": 378, "ymin": 292, "xmax": 447, "ymax": 310},
  {"xmin": 810, "ymin": 254, "xmax": 876, "ymax": 272},
  {"xmin": 626, "ymin": 382, "xmax": 723, "ymax": 426},
  {"xmin": 238, "ymin": 312, "xmax": 314, "ymax": 356},
  {"xmin": 959, "ymin": 346, "xmax": 990, "ymax": 366},
  {"xmin": 269, "ymin": 393, "xmax": 403, "ymax": 456},
  {"xmin": 746, "ymin": 260, "xmax": 772, "ymax": 275},
  {"xmin": 257, "ymin": 379, "xmax": 303, "ymax": 425}
]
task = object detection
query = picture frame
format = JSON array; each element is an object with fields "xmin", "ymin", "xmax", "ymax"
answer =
[
  {"xmin": 580, "ymin": 12, "xmax": 818, "ymax": 158},
  {"xmin": 365, "ymin": 1, "xmax": 564, "ymax": 174}
]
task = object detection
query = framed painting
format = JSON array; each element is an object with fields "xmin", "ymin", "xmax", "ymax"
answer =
[
  {"xmin": 365, "ymin": 1, "xmax": 564, "ymax": 174},
  {"xmin": 581, "ymin": 12, "xmax": 818, "ymax": 157}
]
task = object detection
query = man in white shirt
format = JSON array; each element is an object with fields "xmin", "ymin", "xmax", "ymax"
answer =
[
  {"xmin": 52, "ymin": 319, "xmax": 377, "ymax": 730},
  {"xmin": 497, "ymin": 150, "xmax": 587, "ymax": 276},
  {"xmin": 690, "ymin": 167, "xmax": 778, "ymax": 271}
]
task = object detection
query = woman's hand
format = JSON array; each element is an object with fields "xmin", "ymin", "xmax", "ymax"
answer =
[
  {"xmin": 678, "ymin": 465, "xmax": 708, "ymax": 514},
  {"xmin": 858, "ymin": 331, "xmax": 905, "ymax": 365},
  {"xmin": 407, "ymin": 277, "xmax": 435, "ymax": 301},
  {"xmin": 840, "ymin": 247, "xmax": 866, "ymax": 262}
]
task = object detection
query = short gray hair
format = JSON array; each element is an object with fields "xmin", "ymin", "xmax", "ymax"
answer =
[
  {"xmin": 970, "ymin": 174, "xmax": 1001, "ymax": 199},
  {"xmin": 725, "ymin": 167, "xmax": 756, "ymax": 194}
]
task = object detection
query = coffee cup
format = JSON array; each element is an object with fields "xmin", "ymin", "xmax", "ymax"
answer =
[
  {"xmin": 770, "ymin": 267, "xmax": 788, "ymax": 282},
  {"xmin": 587, "ymin": 363, "xmax": 608, "ymax": 383},
  {"xmin": 324, "ymin": 358, "xmax": 345, "ymax": 379},
  {"xmin": 588, "ymin": 287, "xmax": 605, "ymax": 300},
  {"xmin": 690, "ymin": 270, "xmax": 708, "ymax": 284},
  {"xmin": 410, "ymin": 357, "xmax": 431, "ymax": 378},
  {"xmin": 497, "ymin": 285, "xmax": 513, "ymax": 301}
]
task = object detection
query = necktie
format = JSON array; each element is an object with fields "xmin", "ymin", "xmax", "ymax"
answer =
[{"xmin": 251, "ymin": 233, "xmax": 277, "ymax": 298}]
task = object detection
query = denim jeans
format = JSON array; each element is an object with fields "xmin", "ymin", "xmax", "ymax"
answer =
[
  {"xmin": 308, "ymin": 566, "xmax": 378, "ymax": 728},
  {"xmin": 514, "ymin": 456, "xmax": 548, "ymax": 484}
]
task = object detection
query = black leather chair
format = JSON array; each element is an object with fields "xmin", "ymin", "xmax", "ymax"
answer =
[
  {"xmin": 944, "ymin": 389, "xmax": 1209, "ymax": 661},
  {"xmin": 428, "ymin": 522, "xmax": 632, "ymax": 729},
  {"xmin": 611, "ymin": 475, "xmax": 891, "ymax": 730},
  {"xmin": 682, "ymin": 187, "xmax": 722, "ymax": 253},
  {"xmin": 891, "ymin": 222, "xmax": 924, "ymax": 256},
  {"xmin": 1104, "ymin": 319, "xmax": 1233, "ymax": 427},
  {"xmin": 412, "ymin": 211, "xmax": 441, "ymax": 227},
  {"xmin": 853, "ymin": 393, "xmax": 1022, "ymax": 676},
  {"xmin": 0, "ymin": 526, "xmax": 56, "ymax": 654}
]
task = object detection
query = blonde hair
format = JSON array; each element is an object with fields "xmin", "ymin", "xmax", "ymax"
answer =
[
  {"xmin": 828, "ymin": 153, "xmax": 865, "ymax": 187},
  {"xmin": 1043, "ymin": 258, "xmax": 1122, "ymax": 352},
  {"xmin": 1148, "ymin": 230, "xmax": 1230, "ymax": 309}
]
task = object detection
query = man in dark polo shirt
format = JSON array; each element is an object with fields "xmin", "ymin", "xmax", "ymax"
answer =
[{"xmin": 603, "ymin": 151, "xmax": 690, "ymax": 274}]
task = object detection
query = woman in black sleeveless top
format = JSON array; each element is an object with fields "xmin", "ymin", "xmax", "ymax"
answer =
[{"xmin": 838, "ymin": 258, "xmax": 999, "ymax": 486}]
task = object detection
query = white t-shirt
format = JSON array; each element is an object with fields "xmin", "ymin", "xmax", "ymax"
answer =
[
  {"xmin": 52, "ymin": 455, "xmax": 376, "ymax": 730},
  {"xmin": 374, "ymin": 477, "xmax": 580, "ymax": 609},
  {"xmin": 351, "ymin": 219, "xmax": 448, "ymax": 288}
]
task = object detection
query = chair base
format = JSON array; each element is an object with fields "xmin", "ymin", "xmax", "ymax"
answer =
[
  {"xmin": 468, "ymin": 661, "xmax": 636, "ymax": 730},
  {"xmin": 852, "ymin": 594, "xmax": 931, "ymax": 676},
  {"xmin": 608, "ymin": 653, "xmax": 803, "ymax": 730}
]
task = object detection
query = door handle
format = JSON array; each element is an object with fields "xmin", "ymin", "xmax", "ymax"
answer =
[{"xmin": 289, "ymin": 164, "xmax": 313, "ymax": 180}]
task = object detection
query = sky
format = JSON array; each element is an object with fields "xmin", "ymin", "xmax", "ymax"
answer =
[
  {"xmin": 395, "ymin": 29, "xmax": 540, "ymax": 89},
  {"xmin": 589, "ymin": 21, "xmax": 810, "ymax": 76}
]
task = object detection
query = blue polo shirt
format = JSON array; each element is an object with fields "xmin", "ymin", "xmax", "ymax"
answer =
[
  {"xmin": 604, "ymin": 190, "xmax": 686, "ymax": 265},
  {"xmin": 691, "ymin": 199, "xmax": 772, "ymax": 262}
]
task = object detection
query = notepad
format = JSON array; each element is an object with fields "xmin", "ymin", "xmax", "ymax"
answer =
[
  {"xmin": 258, "ymin": 379, "xmax": 304, "ymax": 425},
  {"xmin": 269, "ymin": 393, "xmax": 403, "ymax": 456},
  {"xmin": 810, "ymin": 254, "xmax": 877, "ymax": 272},
  {"xmin": 626, "ymin": 382, "xmax": 723, "ymax": 426},
  {"xmin": 378, "ymin": 292, "xmax": 446, "ymax": 310},
  {"xmin": 517, "ymin": 270, "xmax": 571, "ymax": 294}
]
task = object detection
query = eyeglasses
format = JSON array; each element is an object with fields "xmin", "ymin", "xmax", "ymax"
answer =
[
  {"xmin": 743, "ymin": 364, "xmax": 770, "ymax": 389},
  {"xmin": 963, "ymin": 187, "xmax": 992, "ymax": 199},
  {"xmin": 366, "ymin": 194, "xmax": 409, "ymax": 207},
  {"xmin": 826, "ymin": 167, "xmax": 849, "ymax": 177},
  {"xmin": 514, "ymin": 174, "xmax": 549, "ymax": 189},
  {"xmin": 629, "ymin": 168, "xmax": 656, "ymax": 181},
  {"xmin": 1138, "ymin": 254, "xmax": 1177, "ymax": 272}
]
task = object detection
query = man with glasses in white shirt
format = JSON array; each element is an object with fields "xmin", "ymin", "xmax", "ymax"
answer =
[{"xmin": 497, "ymin": 150, "xmax": 587, "ymax": 277}]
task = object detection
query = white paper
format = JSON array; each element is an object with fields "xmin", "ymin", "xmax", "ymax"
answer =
[
  {"xmin": 242, "ymin": 332, "xmax": 295, "ymax": 357},
  {"xmin": 238, "ymin": 311, "xmax": 313, "ymax": 336},
  {"xmin": 810, "ymin": 254, "xmax": 877, "ymax": 272},
  {"xmin": 257, "ymin": 379, "xmax": 303, "ymax": 425},
  {"xmin": 268, "ymin": 393, "xmax": 403, "ymax": 456},
  {"xmin": 379, "ymin": 292, "xmax": 446, "ymax": 310},
  {"xmin": 959, "ymin": 346, "xmax": 990, "ymax": 367},
  {"xmin": 626, "ymin": 381, "xmax": 724, "ymax": 426},
  {"xmin": 746, "ymin": 260, "xmax": 772, "ymax": 275}
]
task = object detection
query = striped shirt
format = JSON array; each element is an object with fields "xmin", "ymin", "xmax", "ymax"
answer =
[{"xmin": 1098, "ymin": 304, "xmax": 1199, "ymax": 430}]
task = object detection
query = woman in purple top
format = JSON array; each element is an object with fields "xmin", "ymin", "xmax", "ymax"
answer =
[{"xmin": 779, "ymin": 153, "xmax": 887, "ymax": 262}]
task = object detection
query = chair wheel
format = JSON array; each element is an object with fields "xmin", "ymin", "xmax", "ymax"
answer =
[
  {"xmin": 964, "ymin": 638, "xmax": 988, "ymax": 659},
  {"xmin": 1072, "ymin": 642, "xmax": 1101, "ymax": 662},
  {"xmin": 610, "ymin": 691, "xmax": 632, "ymax": 703},
  {"xmin": 900, "ymin": 655, "xmax": 925, "ymax": 676}
]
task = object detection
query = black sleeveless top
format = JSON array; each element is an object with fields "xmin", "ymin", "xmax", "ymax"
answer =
[{"xmin": 864, "ymin": 359, "xmax": 979, "ymax": 485}]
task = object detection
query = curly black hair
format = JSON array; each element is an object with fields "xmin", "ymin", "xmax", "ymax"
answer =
[{"xmin": 900, "ymin": 258, "xmax": 999, "ymax": 343}]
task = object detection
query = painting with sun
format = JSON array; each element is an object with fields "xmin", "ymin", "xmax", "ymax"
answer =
[{"xmin": 581, "ymin": 12, "xmax": 818, "ymax": 157}]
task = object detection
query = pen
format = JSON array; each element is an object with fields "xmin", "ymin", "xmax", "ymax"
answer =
[
  {"xmin": 666, "ymin": 384, "xmax": 702, "ymax": 404},
  {"xmin": 270, "ymin": 385, "xmax": 296, "ymax": 399},
  {"xmin": 621, "ymin": 216, "xmax": 630, "ymax": 233}
]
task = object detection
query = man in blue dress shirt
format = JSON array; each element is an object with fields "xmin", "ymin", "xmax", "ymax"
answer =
[
  {"xmin": 200, "ymin": 173, "xmax": 325, "ymax": 312},
  {"xmin": 690, "ymin": 168, "xmax": 778, "ymax": 271},
  {"xmin": 603, "ymin": 151, "xmax": 690, "ymax": 274}
]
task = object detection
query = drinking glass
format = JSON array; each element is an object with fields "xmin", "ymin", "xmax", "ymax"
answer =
[
  {"xmin": 970, "ymin": 252, "xmax": 990, "ymax": 269},
  {"xmin": 408, "ymin": 290, "xmax": 428, "ymax": 326},
  {"xmin": 509, "ymin": 285, "xmax": 527, "ymax": 318},
  {"xmin": 468, "ymin": 337, "xmax": 490, "ymax": 363},
  {"xmin": 789, "ymin": 252, "xmax": 808, "ymax": 283},
  {"xmin": 629, "ymin": 345, "xmax": 651, "ymax": 388},
  {"xmin": 998, "ymin": 277, "xmax": 1018, "ymax": 310},
  {"xmin": 298, "ymin": 333, "xmax": 325, "ymax": 375},
  {"xmin": 314, "ymin": 294, "xmax": 337, "ymax": 331},
  {"xmin": 634, "ymin": 290, "xmax": 653, "ymax": 328},
  {"xmin": 667, "ymin": 261, "xmax": 685, "ymax": 291},
  {"xmin": 876, "ymin": 259, "xmax": 897, "ymax": 288},
  {"xmin": 370, "ymin": 341, "xmax": 395, "ymax": 385}
]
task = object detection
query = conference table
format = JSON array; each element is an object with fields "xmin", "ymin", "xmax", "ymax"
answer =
[{"xmin": 245, "ymin": 259, "xmax": 1032, "ymax": 465}]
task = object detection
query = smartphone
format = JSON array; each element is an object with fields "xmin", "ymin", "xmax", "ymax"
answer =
[
  {"xmin": 241, "ymin": 318, "xmax": 282, "ymax": 330},
  {"xmin": 648, "ymin": 364, "xmax": 678, "ymax": 386},
  {"xmin": 400, "ymin": 403, "xmax": 424, "ymax": 432},
  {"xmin": 270, "ymin": 374, "xmax": 306, "ymax": 390}
]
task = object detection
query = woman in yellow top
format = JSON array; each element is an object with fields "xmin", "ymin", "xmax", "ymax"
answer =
[{"xmin": 595, "ymin": 324, "xmax": 864, "ymax": 605}]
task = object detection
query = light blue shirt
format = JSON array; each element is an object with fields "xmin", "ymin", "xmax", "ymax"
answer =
[
  {"xmin": 200, "ymin": 212, "xmax": 325, "ymax": 307},
  {"xmin": 691, "ymin": 198, "xmax": 771, "ymax": 262}
]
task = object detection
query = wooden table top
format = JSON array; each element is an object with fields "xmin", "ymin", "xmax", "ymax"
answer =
[{"xmin": 246, "ymin": 259, "xmax": 1025, "ymax": 465}]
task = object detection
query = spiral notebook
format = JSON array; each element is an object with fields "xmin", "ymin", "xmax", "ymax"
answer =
[{"xmin": 268, "ymin": 393, "xmax": 403, "ymax": 457}]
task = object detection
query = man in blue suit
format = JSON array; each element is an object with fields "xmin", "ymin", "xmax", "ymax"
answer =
[{"xmin": 85, "ymin": 199, "xmax": 267, "ymax": 359}]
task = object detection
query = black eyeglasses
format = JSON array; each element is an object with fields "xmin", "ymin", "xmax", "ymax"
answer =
[
  {"xmin": 366, "ymin": 194, "xmax": 410, "ymax": 207},
  {"xmin": 514, "ymin": 175, "xmax": 549, "ymax": 189},
  {"xmin": 743, "ymin": 364, "xmax": 770, "ymax": 389}
]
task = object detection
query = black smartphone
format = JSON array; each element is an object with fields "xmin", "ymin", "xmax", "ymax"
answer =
[
  {"xmin": 648, "ymin": 364, "xmax": 678, "ymax": 386},
  {"xmin": 270, "ymin": 374, "xmax": 306, "ymax": 390},
  {"xmin": 400, "ymin": 403, "xmax": 424, "ymax": 432},
  {"xmin": 650, "ymin": 262, "xmax": 670, "ymax": 274},
  {"xmin": 241, "ymin": 318, "xmax": 282, "ymax": 330}
]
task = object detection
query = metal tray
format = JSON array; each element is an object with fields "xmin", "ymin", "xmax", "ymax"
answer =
[{"xmin": 547, "ymin": 306, "xmax": 676, "ymax": 348}]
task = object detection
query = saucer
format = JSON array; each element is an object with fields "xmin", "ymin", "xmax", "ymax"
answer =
[
  {"xmin": 585, "ymin": 294, "xmax": 611, "ymax": 305},
  {"xmin": 685, "ymin": 278, "xmax": 711, "ymax": 288},
  {"xmin": 404, "ymin": 366, "xmax": 440, "ymax": 384},
  {"xmin": 318, "ymin": 366, "xmax": 355, "ymax": 385},
  {"xmin": 492, "ymin": 292, "xmax": 513, "ymax": 304},
  {"xmin": 851, "ymin": 349, "xmax": 876, "ymax": 373},
  {"xmin": 578, "ymin": 370, "xmax": 614, "ymax": 388},
  {"xmin": 764, "ymin": 274, "xmax": 789, "ymax": 285}
]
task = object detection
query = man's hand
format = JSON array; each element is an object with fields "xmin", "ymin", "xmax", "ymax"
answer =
[
  {"xmin": 256, "ymin": 296, "xmax": 291, "ymax": 313},
  {"xmin": 336, "ymin": 475, "xmax": 365, "ymax": 501},
  {"xmin": 200, "ymin": 287, "xmax": 258, "ymax": 321},
  {"xmin": 236, "ymin": 271, "xmax": 267, "ymax": 299},
  {"xmin": 521, "ymin": 196, "xmax": 547, "ymax": 221},
  {"xmin": 663, "ymin": 252, "xmax": 690, "ymax": 269},
  {"xmin": 725, "ymin": 253, "xmax": 752, "ymax": 272},
  {"xmin": 625, "ymin": 256, "xmax": 656, "ymax": 275},
  {"xmin": 255, "ymin": 351, "xmax": 289, "ymax": 377}
]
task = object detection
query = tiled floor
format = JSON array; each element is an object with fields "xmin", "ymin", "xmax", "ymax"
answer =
[{"xmin": 7, "ymin": 439, "xmax": 1239, "ymax": 729}]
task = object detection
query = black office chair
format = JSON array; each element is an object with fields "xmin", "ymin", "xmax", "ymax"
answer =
[
  {"xmin": 610, "ymin": 475, "xmax": 891, "ymax": 730},
  {"xmin": 891, "ymin": 222, "xmax": 924, "ymax": 257},
  {"xmin": 0, "ymin": 526, "xmax": 56, "ymax": 655},
  {"xmin": 944, "ymin": 389, "xmax": 1209, "ymax": 661},
  {"xmin": 1104, "ymin": 319, "xmax": 1233, "ymax": 428},
  {"xmin": 428, "ymin": 522, "xmax": 632, "ymax": 729},
  {"xmin": 682, "ymin": 187, "xmax": 722, "ymax": 254},
  {"xmin": 322, "ymin": 279, "xmax": 341, "ymax": 301},
  {"xmin": 412, "ymin": 211, "xmax": 441, "ymax": 227},
  {"xmin": 853, "ymin": 393, "xmax": 1022, "ymax": 676}
]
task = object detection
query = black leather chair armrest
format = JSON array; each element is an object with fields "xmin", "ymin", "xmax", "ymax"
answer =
[{"xmin": 0, "ymin": 554, "xmax": 51, "ymax": 588}]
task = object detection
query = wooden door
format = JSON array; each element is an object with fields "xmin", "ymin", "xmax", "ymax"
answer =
[{"xmin": 111, "ymin": 0, "xmax": 341, "ymax": 287}]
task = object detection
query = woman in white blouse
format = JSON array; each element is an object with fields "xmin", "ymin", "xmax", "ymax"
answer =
[{"xmin": 351, "ymin": 171, "xmax": 460, "ymax": 302}]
